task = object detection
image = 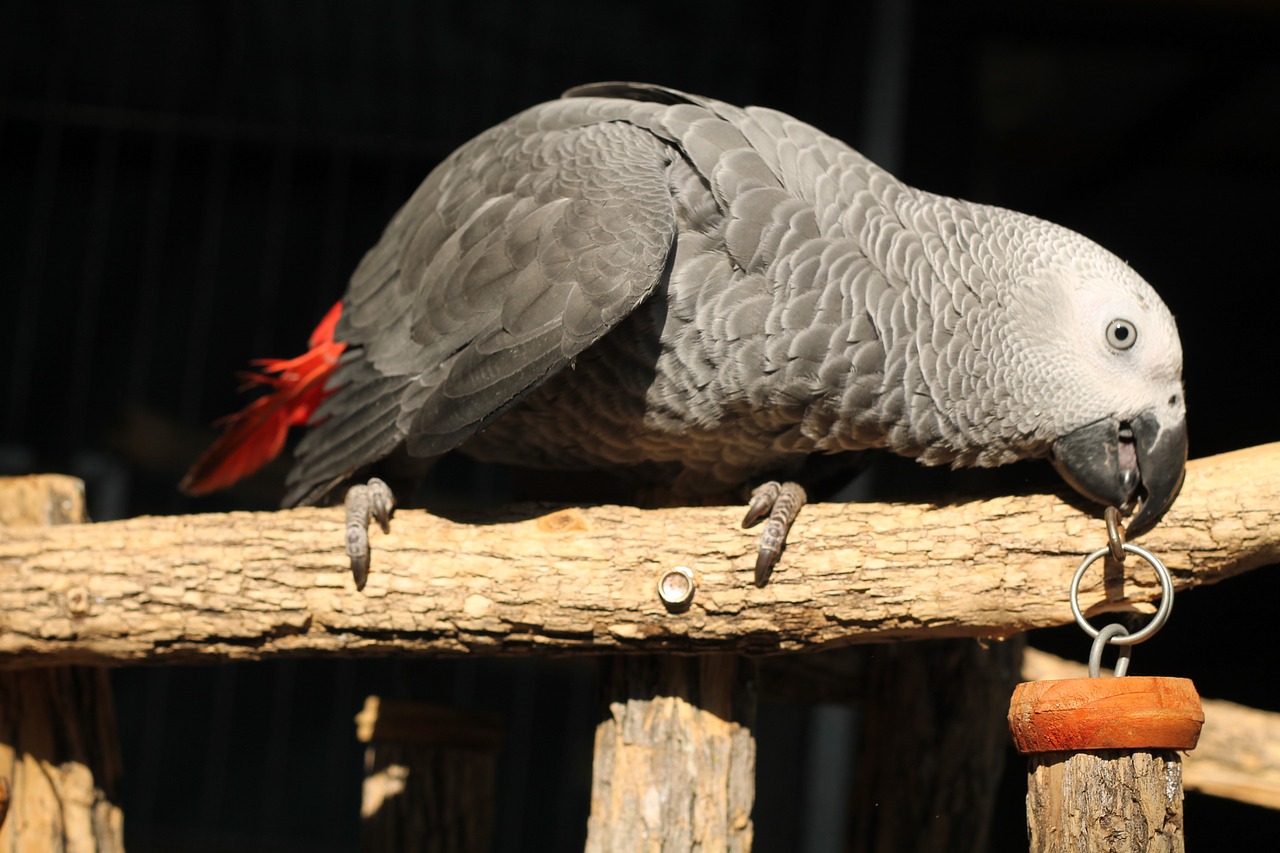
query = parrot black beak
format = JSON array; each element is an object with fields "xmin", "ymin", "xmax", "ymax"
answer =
[{"xmin": 1050, "ymin": 411, "xmax": 1187, "ymax": 535}]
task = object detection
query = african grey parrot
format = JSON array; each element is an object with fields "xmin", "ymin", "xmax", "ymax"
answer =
[{"xmin": 183, "ymin": 82, "xmax": 1188, "ymax": 589}]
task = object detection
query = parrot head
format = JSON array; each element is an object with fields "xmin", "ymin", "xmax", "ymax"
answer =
[{"xmin": 990, "ymin": 216, "xmax": 1188, "ymax": 535}]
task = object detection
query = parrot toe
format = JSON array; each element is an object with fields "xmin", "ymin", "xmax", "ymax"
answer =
[
  {"xmin": 344, "ymin": 477, "xmax": 396, "ymax": 591},
  {"xmin": 742, "ymin": 481, "xmax": 808, "ymax": 586}
]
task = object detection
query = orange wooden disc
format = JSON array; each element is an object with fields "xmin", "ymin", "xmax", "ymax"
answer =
[{"xmin": 1008, "ymin": 676, "xmax": 1203, "ymax": 754}]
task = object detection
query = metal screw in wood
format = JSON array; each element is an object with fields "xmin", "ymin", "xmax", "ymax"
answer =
[{"xmin": 657, "ymin": 566, "xmax": 696, "ymax": 609}]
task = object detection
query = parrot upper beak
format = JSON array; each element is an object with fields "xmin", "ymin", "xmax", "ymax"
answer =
[{"xmin": 1050, "ymin": 410, "xmax": 1187, "ymax": 535}]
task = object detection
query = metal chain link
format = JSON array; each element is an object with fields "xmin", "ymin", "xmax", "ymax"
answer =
[
  {"xmin": 1105, "ymin": 506, "xmax": 1126, "ymax": 563},
  {"xmin": 1070, "ymin": 507, "xmax": 1176, "ymax": 676},
  {"xmin": 1088, "ymin": 622, "xmax": 1133, "ymax": 677}
]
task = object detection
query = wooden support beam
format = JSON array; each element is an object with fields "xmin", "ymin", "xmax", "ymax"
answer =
[
  {"xmin": 1026, "ymin": 750, "xmax": 1187, "ymax": 852},
  {"xmin": 0, "ymin": 444, "xmax": 1277, "ymax": 665},
  {"xmin": 354, "ymin": 697, "xmax": 503, "ymax": 853},
  {"xmin": 0, "ymin": 475, "xmax": 125, "ymax": 852},
  {"xmin": 586, "ymin": 655, "xmax": 756, "ymax": 851},
  {"xmin": 847, "ymin": 638, "xmax": 1024, "ymax": 853}
]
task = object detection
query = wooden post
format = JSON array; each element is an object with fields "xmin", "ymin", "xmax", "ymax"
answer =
[
  {"xmin": 0, "ymin": 475, "xmax": 125, "ymax": 852},
  {"xmin": 354, "ymin": 696, "xmax": 504, "ymax": 853},
  {"xmin": 586, "ymin": 655, "xmax": 756, "ymax": 852},
  {"xmin": 846, "ymin": 637, "xmax": 1024, "ymax": 853},
  {"xmin": 1008, "ymin": 677, "xmax": 1204, "ymax": 852}
]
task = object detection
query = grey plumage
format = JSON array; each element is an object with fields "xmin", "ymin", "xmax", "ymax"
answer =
[{"xmin": 283, "ymin": 82, "xmax": 1187, "ymax": 550}]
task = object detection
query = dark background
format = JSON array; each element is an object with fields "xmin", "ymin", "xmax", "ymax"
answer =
[{"xmin": 2, "ymin": 0, "xmax": 1277, "ymax": 850}]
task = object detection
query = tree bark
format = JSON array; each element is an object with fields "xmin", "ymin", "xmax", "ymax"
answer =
[
  {"xmin": 0, "ymin": 475, "xmax": 125, "ymax": 852},
  {"xmin": 1025, "ymin": 750, "xmax": 1185, "ymax": 853},
  {"xmin": 585, "ymin": 655, "xmax": 756, "ymax": 852},
  {"xmin": 0, "ymin": 444, "xmax": 1276, "ymax": 665}
]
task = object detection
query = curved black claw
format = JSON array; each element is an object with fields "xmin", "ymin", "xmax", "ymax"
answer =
[
  {"xmin": 344, "ymin": 477, "xmax": 395, "ymax": 591},
  {"xmin": 742, "ymin": 481, "xmax": 808, "ymax": 587}
]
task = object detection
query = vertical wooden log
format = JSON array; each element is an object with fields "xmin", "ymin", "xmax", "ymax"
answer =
[
  {"xmin": 0, "ymin": 475, "xmax": 125, "ymax": 853},
  {"xmin": 847, "ymin": 638, "xmax": 1024, "ymax": 853},
  {"xmin": 1008, "ymin": 677, "xmax": 1203, "ymax": 853},
  {"xmin": 355, "ymin": 696, "xmax": 503, "ymax": 853},
  {"xmin": 585, "ymin": 655, "xmax": 756, "ymax": 852},
  {"xmin": 0, "ymin": 670, "xmax": 125, "ymax": 852},
  {"xmin": 1025, "ymin": 750, "xmax": 1185, "ymax": 852}
]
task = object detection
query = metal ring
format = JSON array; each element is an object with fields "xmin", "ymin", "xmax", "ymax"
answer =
[
  {"xmin": 1088, "ymin": 622, "xmax": 1133, "ymax": 678},
  {"xmin": 1070, "ymin": 542, "xmax": 1173, "ymax": 645},
  {"xmin": 1105, "ymin": 506, "xmax": 1126, "ymax": 563}
]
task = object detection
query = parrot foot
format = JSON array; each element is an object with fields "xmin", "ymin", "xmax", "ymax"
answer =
[
  {"xmin": 344, "ymin": 477, "xmax": 395, "ymax": 591},
  {"xmin": 742, "ymin": 480, "xmax": 808, "ymax": 586}
]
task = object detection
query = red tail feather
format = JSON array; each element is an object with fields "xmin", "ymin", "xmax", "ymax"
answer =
[{"xmin": 181, "ymin": 301, "xmax": 346, "ymax": 495}]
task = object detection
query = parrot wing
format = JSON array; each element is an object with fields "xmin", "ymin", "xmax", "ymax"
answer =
[{"xmin": 282, "ymin": 93, "xmax": 689, "ymax": 505}]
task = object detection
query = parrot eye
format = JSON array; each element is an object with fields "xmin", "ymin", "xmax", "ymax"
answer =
[{"xmin": 1106, "ymin": 319, "xmax": 1137, "ymax": 350}]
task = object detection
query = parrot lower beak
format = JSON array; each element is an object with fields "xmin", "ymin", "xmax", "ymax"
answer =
[{"xmin": 1050, "ymin": 411, "xmax": 1187, "ymax": 535}]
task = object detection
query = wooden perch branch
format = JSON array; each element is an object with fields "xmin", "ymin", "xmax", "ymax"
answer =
[{"xmin": 1, "ymin": 444, "xmax": 1276, "ymax": 666}]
